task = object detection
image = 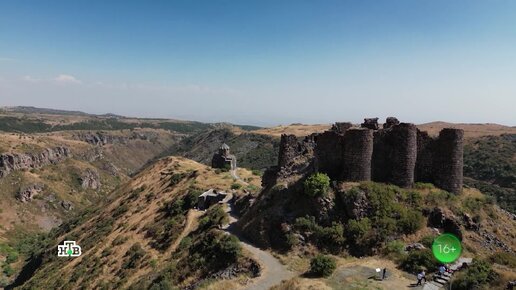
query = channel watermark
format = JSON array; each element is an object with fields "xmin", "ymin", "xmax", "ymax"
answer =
[{"xmin": 57, "ymin": 241, "xmax": 82, "ymax": 257}]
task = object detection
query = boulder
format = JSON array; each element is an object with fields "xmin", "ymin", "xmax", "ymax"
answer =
[
  {"xmin": 17, "ymin": 184, "xmax": 43, "ymax": 202},
  {"xmin": 428, "ymin": 207, "xmax": 463, "ymax": 240},
  {"xmin": 80, "ymin": 169, "xmax": 101, "ymax": 190},
  {"xmin": 61, "ymin": 200, "xmax": 74, "ymax": 211},
  {"xmin": 405, "ymin": 243, "xmax": 426, "ymax": 251}
]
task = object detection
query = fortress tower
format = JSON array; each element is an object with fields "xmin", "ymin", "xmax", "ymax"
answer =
[{"xmin": 342, "ymin": 128, "xmax": 373, "ymax": 181}]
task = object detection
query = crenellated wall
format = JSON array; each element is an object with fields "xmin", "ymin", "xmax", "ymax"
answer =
[{"xmin": 274, "ymin": 117, "xmax": 464, "ymax": 194}]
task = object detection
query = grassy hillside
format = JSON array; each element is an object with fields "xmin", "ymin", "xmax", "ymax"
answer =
[
  {"xmin": 7, "ymin": 157, "xmax": 262, "ymax": 289},
  {"xmin": 237, "ymin": 169, "xmax": 516, "ymax": 289},
  {"xmin": 166, "ymin": 128, "xmax": 280, "ymax": 170},
  {"xmin": 464, "ymin": 134, "xmax": 516, "ymax": 213}
]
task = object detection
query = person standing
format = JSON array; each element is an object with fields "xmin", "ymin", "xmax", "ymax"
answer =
[{"xmin": 416, "ymin": 272, "xmax": 423, "ymax": 286}]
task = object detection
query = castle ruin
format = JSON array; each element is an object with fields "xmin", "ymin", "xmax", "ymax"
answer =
[{"xmin": 274, "ymin": 117, "xmax": 464, "ymax": 194}]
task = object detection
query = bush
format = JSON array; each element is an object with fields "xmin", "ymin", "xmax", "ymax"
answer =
[
  {"xmin": 420, "ymin": 235, "xmax": 436, "ymax": 248},
  {"xmin": 184, "ymin": 189, "xmax": 201, "ymax": 209},
  {"xmin": 399, "ymin": 249, "xmax": 439, "ymax": 274},
  {"xmin": 2, "ymin": 264, "xmax": 14, "ymax": 276},
  {"xmin": 346, "ymin": 218, "xmax": 372, "ymax": 244},
  {"xmin": 123, "ymin": 243, "xmax": 146, "ymax": 269},
  {"xmin": 231, "ymin": 183, "xmax": 242, "ymax": 190},
  {"xmin": 191, "ymin": 230, "xmax": 241, "ymax": 270},
  {"xmin": 198, "ymin": 205, "xmax": 229, "ymax": 229},
  {"xmin": 452, "ymin": 259, "xmax": 497, "ymax": 290},
  {"xmin": 303, "ymin": 173, "xmax": 330, "ymax": 197},
  {"xmin": 397, "ymin": 209, "xmax": 424, "ymax": 234},
  {"xmin": 310, "ymin": 255, "xmax": 336, "ymax": 277},
  {"xmin": 384, "ymin": 240, "xmax": 405, "ymax": 260}
]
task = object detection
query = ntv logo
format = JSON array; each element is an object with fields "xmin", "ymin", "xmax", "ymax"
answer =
[{"xmin": 57, "ymin": 241, "xmax": 82, "ymax": 257}]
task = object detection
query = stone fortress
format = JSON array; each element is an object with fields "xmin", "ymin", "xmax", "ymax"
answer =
[
  {"xmin": 211, "ymin": 143, "xmax": 237, "ymax": 170},
  {"xmin": 275, "ymin": 117, "xmax": 464, "ymax": 194}
]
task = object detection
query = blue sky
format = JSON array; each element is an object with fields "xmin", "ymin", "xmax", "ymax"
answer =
[{"xmin": 1, "ymin": 0, "xmax": 515, "ymax": 126}]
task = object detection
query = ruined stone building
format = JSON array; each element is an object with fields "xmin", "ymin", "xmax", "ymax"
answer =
[
  {"xmin": 271, "ymin": 117, "xmax": 464, "ymax": 194},
  {"xmin": 211, "ymin": 143, "xmax": 237, "ymax": 170},
  {"xmin": 197, "ymin": 189, "xmax": 231, "ymax": 210}
]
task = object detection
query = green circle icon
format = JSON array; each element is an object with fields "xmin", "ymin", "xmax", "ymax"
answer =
[{"xmin": 432, "ymin": 233, "xmax": 462, "ymax": 263}]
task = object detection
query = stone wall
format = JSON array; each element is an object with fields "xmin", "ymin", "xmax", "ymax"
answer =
[
  {"xmin": 433, "ymin": 128, "xmax": 464, "ymax": 194},
  {"xmin": 386, "ymin": 123, "xmax": 417, "ymax": 187},
  {"xmin": 273, "ymin": 118, "xmax": 464, "ymax": 194},
  {"xmin": 278, "ymin": 134, "xmax": 300, "ymax": 168},
  {"xmin": 342, "ymin": 129, "xmax": 373, "ymax": 181},
  {"xmin": 314, "ymin": 131, "xmax": 344, "ymax": 179}
]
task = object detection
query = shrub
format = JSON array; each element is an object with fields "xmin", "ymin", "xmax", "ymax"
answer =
[
  {"xmin": 5, "ymin": 251, "xmax": 19, "ymax": 264},
  {"xmin": 183, "ymin": 189, "xmax": 201, "ymax": 209},
  {"xmin": 414, "ymin": 182, "xmax": 435, "ymax": 190},
  {"xmin": 488, "ymin": 252, "xmax": 516, "ymax": 268},
  {"xmin": 420, "ymin": 235, "xmax": 436, "ymax": 248},
  {"xmin": 346, "ymin": 218, "xmax": 372, "ymax": 244},
  {"xmin": 198, "ymin": 205, "xmax": 229, "ymax": 229},
  {"xmin": 231, "ymin": 183, "xmax": 242, "ymax": 190},
  {"xmin": 310, "ymin": 255, "xmax": 336, "ymax": 277},
  {"xmin": 191, "ymin": 230, "xmax": 241, "ymax": 270},
  {"xmin": 452, "ymin": 259, "xmax": 497, "ymax": 290},
  {"xmin": 303, "ymin": 173, "xmax": 330, "ymax": 197},
  {"xmin": 2, "ymin": 264, "xmax": 14, "ymax": 276},
  {"xmin": 123, "ymin": 243, "xmax": 146, "ymax": 269},
  {"xmin": 384, "ymin": 240, "xmax": 405, "ymax": 260},
  {"xmin": 397, "ymin": 209, "xmax": 424, "ymax": 234},
  {"xmin": 399, "ymin": 249, "xmax": 439, "ymax": 274},
  {"xmin": 251, "ymin": 169, "xmax": 263, "ymax": 176}
]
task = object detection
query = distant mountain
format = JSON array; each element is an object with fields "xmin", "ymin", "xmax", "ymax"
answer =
[{"xmin": 3, "ymin": 106, "xmax": 94, "ymax": 116}]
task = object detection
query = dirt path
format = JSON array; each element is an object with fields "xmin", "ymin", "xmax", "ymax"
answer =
[
  {"xmin": 223, "ymin": 203, "xmax": 294, "ymax": 290},
  {"xmin": 230, "ymin": 168, "xmax": 248, "ymax": 185},
  {"xmin": 170, "ymin": 209, "xmax": 202, "ymax": 251}
]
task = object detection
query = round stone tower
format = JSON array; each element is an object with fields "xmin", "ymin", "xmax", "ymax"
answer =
[
  {"xmin": 342, "ymin": 128, "xmax": 373, "ymax": 181},
  {"xmin": 388, "ymin": 123, "xmax": 417, "ymax": 187},
  {"xmin": 434, "ymin": 128, "xmax": 464, "ymax": 194}
]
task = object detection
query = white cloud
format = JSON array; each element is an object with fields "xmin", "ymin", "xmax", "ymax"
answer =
[
  {"xmin": 22, "ymin": 75, "xmax": 40, "ymax": 82},
  {"xmin": 54, "ymin": 74, "xmax": 82, "ymax": 84}
]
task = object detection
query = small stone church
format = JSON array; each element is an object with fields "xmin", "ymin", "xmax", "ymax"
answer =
[{"xmin": 211, "ymin": 143, "xmax": 237, "ymax": 170}]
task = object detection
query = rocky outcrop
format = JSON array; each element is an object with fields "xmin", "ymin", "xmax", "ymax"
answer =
[
  {"xmin": 80, "ymin": 169, "xmax": 101, "ymax": 190},
  {"xmin": 17, "ymin": 184, "xmax": 44, "ymax": 202},
  {"xmin": 428, "ymin": 207, "xmax": 463, "ymax": 240},
  {"xmin": 0, "ymin": 147, "xmax": 71, "ymax": 178},
  {"xmin": 73, "ymin": 131, "xmax": 157, "ymax": 146},
  {"xmin": 61, "ymin": 200, "xmax": 74, "ymax": 211}
]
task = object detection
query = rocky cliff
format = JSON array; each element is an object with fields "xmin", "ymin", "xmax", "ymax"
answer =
[{"xmin": 0, "ymin": 146, "xmax": 71, "ymax": 178}]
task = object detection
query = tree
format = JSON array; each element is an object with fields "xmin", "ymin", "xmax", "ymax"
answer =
[
  {"xmin": 310, "ymin": 255, "xmax": 336, "ymax": 277},
  {"xmin": 304, "ymin": 173, "xmax": 330, "ymax": 197}
]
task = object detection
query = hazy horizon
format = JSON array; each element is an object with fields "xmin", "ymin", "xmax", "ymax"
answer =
[{"xmin": 1, "ymin": 1, "xmax": 516, "ymax": 126}]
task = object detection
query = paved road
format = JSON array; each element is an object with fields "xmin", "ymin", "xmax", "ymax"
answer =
[{"xmin": 222, "ymin": 203, "xmax": 294, "ymax": 290}]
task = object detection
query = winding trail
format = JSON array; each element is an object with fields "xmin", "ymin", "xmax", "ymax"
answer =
[
  {"xmin": 230, "ymin": 168, "xmax": 248, "ymax": 185},
  {"xmin": 222, "ymin": 201, "xmax": 294, "ymax": 290}
]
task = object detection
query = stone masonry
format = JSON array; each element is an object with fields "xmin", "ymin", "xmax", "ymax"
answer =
[{"xmin": 274, "ymin": 117, "xmax": 464, "ymax": 194}]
